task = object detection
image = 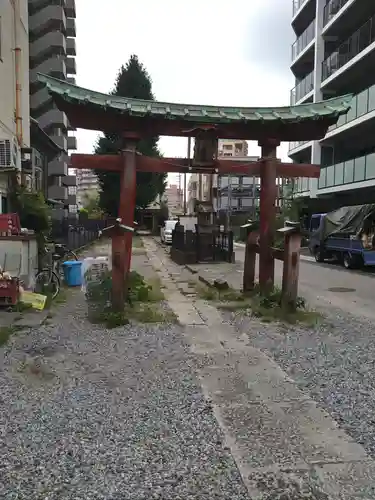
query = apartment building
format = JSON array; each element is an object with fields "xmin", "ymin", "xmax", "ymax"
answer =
[
  {"xmin": 0, "ymin": 0, "xmax": 30, "ymax": 212},
  {"xmin": 216, "ymin": 140, "xmax": 260, "ymax": 215},
  {"xmin": 164, "ymin": 184, "xmax": 183, "ymax": 217},
  {"xmin": 290, "ymin": 0, "xmax": 375, "ymax": 212},
  {"xmin": 28, "ymin": 0, "xmax": 77, "ymax": 217},
  {"xmin": 76, "ymin": 169, "xmax": 99, "ymax": 207},
  {"xmin": 218, "ymin": 139, "xmax": 249, "ymax": 158}
]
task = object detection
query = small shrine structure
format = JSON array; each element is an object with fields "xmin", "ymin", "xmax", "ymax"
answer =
[{"xmin": 38, "ymin": 73, "xmax": 352, "ymax": 309}]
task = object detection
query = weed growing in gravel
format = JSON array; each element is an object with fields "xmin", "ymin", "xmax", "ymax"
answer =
[
  {"xmin": 193, "ymin": 281, "xmax": 245, "ymax": 302},
  {"xmin": 216, "ymin": 283, "xmax": 321, "ymax": 326},
  {"xmin": 17, "ymin": 358, "xmax": 55, "ymax": 380},
  {"xmin": 86, "ymin": 270, "xmax": 176, "ymax": 328}
]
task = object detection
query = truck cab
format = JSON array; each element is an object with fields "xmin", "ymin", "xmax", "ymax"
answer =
[{"xmin": 308, "ymin": 208, "xmax": 375, "ymax": 269}]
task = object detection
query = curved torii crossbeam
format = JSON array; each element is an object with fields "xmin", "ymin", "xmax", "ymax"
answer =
[{"xmin": 37, "ymin": 73, "xmax": 352, "ymax": 309}]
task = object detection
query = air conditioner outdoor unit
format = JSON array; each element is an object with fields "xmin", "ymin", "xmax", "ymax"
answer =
[{"xmin": 0, "ymin": 138, "xmax": 21, "ymax": 170}]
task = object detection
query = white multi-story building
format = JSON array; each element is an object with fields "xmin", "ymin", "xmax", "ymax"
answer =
[
  {"xmin": 29, "ymin": 0, "xmax": 77, "ymax": 215},
  {"xmin": 76, "ymin": 169, "xmax": 99, "ymax": 207},
  {"xmin": 164, "ymin": 184, "xmax": 183, "ymax": 216},
  {"xmin": 290, "ymin": 0, "xmax": 375, "ymax": 211},
  {"xmin": 0, "ymin": 0, "xmax": 30, "ymax": 212}
]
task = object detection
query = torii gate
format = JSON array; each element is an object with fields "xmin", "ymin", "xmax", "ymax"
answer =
[{"xmin": 38, "ymin": 73, "xmax": 352, "ymax": 310}]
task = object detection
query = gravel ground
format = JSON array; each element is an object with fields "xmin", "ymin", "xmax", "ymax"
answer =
[
  {"xmin": 223, "ymin": 306, "xmax": 375, "ymax": 459},
  {"xmin": 0, "ymin": 293, "xmax": 249, "ymax": 500}
]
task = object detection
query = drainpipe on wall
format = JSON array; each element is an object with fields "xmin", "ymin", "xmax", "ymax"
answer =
[
  {"xmin": 12, "ymin": 0, "xmax": 23, "ymax": 147},
  {"xmin": 11, "ymin": 0, "xmax": 23, "ymax": 191}
]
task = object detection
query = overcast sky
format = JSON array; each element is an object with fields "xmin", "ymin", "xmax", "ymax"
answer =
[{"xmin": 74, "ymin": 0, "xmax": 294, "ymax": 182}]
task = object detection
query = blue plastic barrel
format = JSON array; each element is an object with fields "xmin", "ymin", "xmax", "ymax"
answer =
[{"xmin": 63, "ymin": 261, "xmax": 83, "ymax": 287}]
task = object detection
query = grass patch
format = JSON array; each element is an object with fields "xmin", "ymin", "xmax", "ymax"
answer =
[
  {"xmin": 13, "ymin": 301, "xmax": 33, "ymax": 313},
  {"xmin": 244, "ymin": 293, "xmax": 321, "ymax": 326},
  {"xmin": 196, "ymin": 281, "xmax": 321, "ymax": 326},
  {"xmin": 86, "ymin": 270, "xmax": 176, "ymax": 328},
  {"xmin": 192, "ymin": 280, "xmax": 245, "ymax": 303},
  {"xmin": 0, "ymin": 326, "xmax": 16, "ymax": 347}
]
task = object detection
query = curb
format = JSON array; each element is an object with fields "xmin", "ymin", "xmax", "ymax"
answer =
[{"xmin": 234, "ymin": 243, "xmax": 315, "ymax": 263}]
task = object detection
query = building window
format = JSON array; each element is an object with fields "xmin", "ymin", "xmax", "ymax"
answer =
[
  {"xmin": 242, "ymin": 177, "xmax": 252, "ymax": 185},
  {"xmin": 223, "ymin": 144, "xmax": 232, "ymax": 150}
]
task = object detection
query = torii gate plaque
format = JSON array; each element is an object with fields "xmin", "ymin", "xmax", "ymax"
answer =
[{"xmin": 37, "ymin": 73, "xmax": 352, "ymax": 308}]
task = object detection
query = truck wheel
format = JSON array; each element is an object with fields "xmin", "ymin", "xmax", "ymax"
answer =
[
  {"xmin": 343, "ymin": 253, "xmax": 354, "ymax": 269},
  {"xmin": 314, "ymin": 247, "xmax": 324, "ymax": 263}
]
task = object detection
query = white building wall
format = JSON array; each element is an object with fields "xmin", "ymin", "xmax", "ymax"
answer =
[
  {"xmin": 0, "ymin": 0, "xmax": 30, "ymax": 210},
  {"xmin": 309, "ymin": 0, "xmax": 325, "ymax": 198}
]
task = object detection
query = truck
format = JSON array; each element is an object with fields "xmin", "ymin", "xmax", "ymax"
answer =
[{"xmin": 308, "ymin": 204, "xmax": 375, "ymax": 269}]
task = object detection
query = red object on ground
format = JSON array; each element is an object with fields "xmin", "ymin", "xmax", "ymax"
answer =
[{"xmin": 0, "ymin": 278, "xmax": 20, "ymax": 306}]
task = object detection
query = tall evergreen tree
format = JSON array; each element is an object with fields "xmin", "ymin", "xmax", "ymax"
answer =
[{"xmin": 95, "ymin": 55, "xmax": 167, "ymax": 216}]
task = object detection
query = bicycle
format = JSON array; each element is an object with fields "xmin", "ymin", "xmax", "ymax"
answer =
[{"xmin": 34, "ymin": 240, "xmax": 78, "ymax": 300}]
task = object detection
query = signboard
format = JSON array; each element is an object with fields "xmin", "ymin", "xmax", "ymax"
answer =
[
  {"xmin": 81, "ymin": 257, "xmax": 110, "ymax": 292},
  {"xmin": 20, "ymin": 291, "xmax": 47, "ymax": 310}
]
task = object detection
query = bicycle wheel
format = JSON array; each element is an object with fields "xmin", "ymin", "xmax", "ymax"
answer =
[{"xmin": 35, "ymin": 270, "xmax": 60, "ymax": 300}]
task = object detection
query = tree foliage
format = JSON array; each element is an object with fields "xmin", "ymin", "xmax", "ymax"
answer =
[
  {"xmin": 81, "ymin": 192, "xmax": 104, "ymax": 218},
  {"xmin": 10, "ymin": 185, "xmax": 50, "ymax": 234},
  {"xmin": 95, "ymin": 55, "xmax": 167, "ymax": 216}
]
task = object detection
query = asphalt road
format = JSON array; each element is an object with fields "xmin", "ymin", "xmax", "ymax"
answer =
[{"xmin": 234, "ymin": 244, "xmax": 375, "ymax": 320}]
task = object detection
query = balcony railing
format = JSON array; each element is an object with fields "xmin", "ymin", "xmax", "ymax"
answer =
[
  {"xmin": 291, "ymin": 19, "xmax": 315, "ymax": 60},
  {"xmin": 322, "ymin": 15, "xmax": 375, "ymax": 81},
  {"xmin": 318, "ymin": 151, "xmax": 375, "ymax": 190},
  {"xmin": 294, "ymin": 177, "xmax": 311, "ymax": 193},
  {"xmin": 293, "ymin": 0, "xmax": 308, "ymax": 16},
  {"xmin": 289, "ymin": 140, "xmax": 309, "ymax": 152},
  {"xmin": 290, "ymin": 70, "xmax": 314, "ymax": 104},
  {"xmin": 323, "ymin": 0, "xmax": 350, "ymax": 27},
  {"xmin": 327, "ymin": 83, "xmax": 375, "ymax": 133}
]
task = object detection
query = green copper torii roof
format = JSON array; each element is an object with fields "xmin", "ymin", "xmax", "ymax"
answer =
[{"xmin": 38, "ymin": 73, "xmax": 352, "ymax": 125}]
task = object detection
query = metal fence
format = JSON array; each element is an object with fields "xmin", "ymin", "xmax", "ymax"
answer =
[
  {"xmin": 171, "ymin": 224, "xmax": 234, "ymax": 264},
  {"xmin": 50, "ymin": 218, "xmax": 112, "ymax": 250}
]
